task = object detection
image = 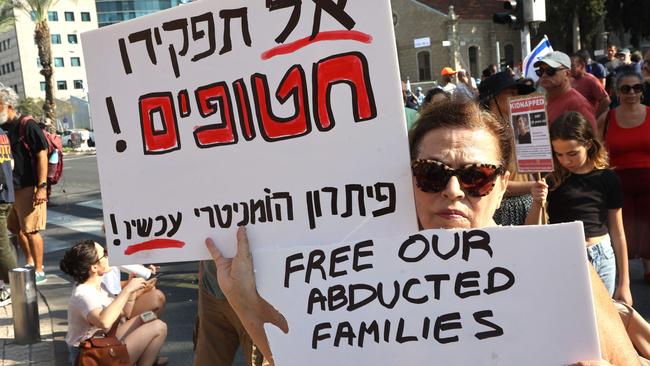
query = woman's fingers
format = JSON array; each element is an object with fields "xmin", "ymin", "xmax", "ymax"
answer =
[{"xmin": 236, "ymin": 226, "xmax": 251, "ymax": 259}]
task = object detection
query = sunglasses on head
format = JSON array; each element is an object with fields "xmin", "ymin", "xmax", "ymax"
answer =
[
  {"xmin": 535, "ymin": 67, "xmax": 565, "ymax": 77},
  {"xmin": 411, "ymin": 159, "xmax": 506, "ymax": 197},
  {"xmin": 95, "ymin": 248, "xmax": 108, "ymax": 263},
  {"xmin": 619, "ymin": 84, "xmax": 644, "ymax": 94}
]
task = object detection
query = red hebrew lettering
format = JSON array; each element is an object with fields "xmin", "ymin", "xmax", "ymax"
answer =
[
  {"xmin": 313, "ymin": 52, "xmax": 377, "ymax": 131},
  {"xmin": 232, "ymin": 78, "xmax": 255, "ymax": 141},
  {"xmin": 193, "ymin": 81, "xmax": 238, "ymax": 148},
  {"xmin": 252, "ymin": 64, "xmax": 311, "ymax": 141},
  {"xmin": 178, "ymin": 89, "xmax": 191, "ymax": 118},
  {"xmin": 138, "ymin": 92, "xmax": 180, "ymax": 154}
]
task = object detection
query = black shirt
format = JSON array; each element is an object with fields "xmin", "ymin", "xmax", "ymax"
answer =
[
  {"xmin": 1, "ymin": 117, "xmax": 48, "ymax": 189},
  {"xmin": 547, "ymin": 169, "xmax": 623, "ymax": 238}
]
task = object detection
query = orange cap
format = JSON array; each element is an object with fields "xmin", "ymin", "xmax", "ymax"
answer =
[{"xmin": 441, "ymin": 67, "xmax": 457, "ymax": 76}]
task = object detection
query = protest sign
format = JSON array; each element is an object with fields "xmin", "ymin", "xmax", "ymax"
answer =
[
  {"xmin": 81, "ymin": 0, "xmax": 417, "ymax": 264},
  {"xmin": 255, "ymin": 223, "xmax": 600, "ymax": 365},
  {"xmin": 509, "ymin": 94, "xmax": 554, "ymax": 173}
]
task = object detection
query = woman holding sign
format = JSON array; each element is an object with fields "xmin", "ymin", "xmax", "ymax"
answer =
[
  {"xmin": 206, "ymin": 101, "xmax": 640, "ymax": 365},
  {"xmin": 526, "ymin": 111, "xmax": 632, "ymax": 306}
]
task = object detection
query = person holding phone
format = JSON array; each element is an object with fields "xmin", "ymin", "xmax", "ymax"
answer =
[{"xmin": 102, "ymin": 264, "xmax": 167, "ymax": 317}]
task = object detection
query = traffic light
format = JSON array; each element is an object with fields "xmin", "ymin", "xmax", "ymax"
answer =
[{"xmin": 493, "ymin": 0, "xmax": 524, "ymax": 30}]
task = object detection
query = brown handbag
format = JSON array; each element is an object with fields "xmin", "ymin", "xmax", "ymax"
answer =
[{"xmin": 75, "ymin": 320, "xmax": 131, "ymax": 366}]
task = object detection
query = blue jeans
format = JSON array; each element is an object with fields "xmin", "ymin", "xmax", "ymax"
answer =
[
  {"xmin": 586, "ymin": 234, "xmax": 616, "ymax": 296},
  {"xmin": 68, "ymin": 344, "xmax": 79, "ymax": 366}
]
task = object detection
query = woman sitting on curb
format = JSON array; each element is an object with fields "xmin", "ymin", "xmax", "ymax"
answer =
[{"xmin": 60, "ymin": 239, "xmax": 168, "ymax": 366}]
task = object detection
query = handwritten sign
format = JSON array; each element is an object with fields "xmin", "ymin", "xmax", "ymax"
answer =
[
  {"xmin": 81, "ymin": 0, "xmax": 417, "ymax": 264},
  {"xmin": 509, "ymin": 94, "xmax": 554, "ymax": 173},
  {"xmin": 255, "ymin": 223, "xmax": 600, "ymax": 365}
]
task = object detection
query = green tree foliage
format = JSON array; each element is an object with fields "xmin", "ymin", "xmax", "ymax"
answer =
[
  {"xmin": 605, "ymin": 0, "xmax": 650, "ymax": 48},
  {"xmin": 17, "ymin": 97, "xmax": 44, "ymax": 120},
  {"xmin": 535, "ymin": 0, "xmax": 605, "ymax": 52},
  {"xmin": 10, "ymin": 0, "xmax": 57, "ymax": 123},
  {"xmin": 0, "ymin": 0, "xmax": 14, "ymax": 32}
]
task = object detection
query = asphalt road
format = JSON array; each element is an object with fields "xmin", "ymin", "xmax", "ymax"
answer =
[{"xmin": 42, "ymin": 154, "xmax": 650, "ymax": 365}]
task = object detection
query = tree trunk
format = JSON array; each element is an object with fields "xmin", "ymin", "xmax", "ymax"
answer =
[{"xmin": 34, "ymin": 19, "xmax": 55, "ymax": 123}]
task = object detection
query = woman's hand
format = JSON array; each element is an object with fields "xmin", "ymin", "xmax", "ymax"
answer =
[
  {"xmin": 614, "ymin": 284, "xmax": 633, "ymax": 307},
  {"xmin": 205, "ymin": 226, "xmax": 288, "ymax": 365},
  {"xmin": 530, "ymin": 178, "xmax": 548, "ymax": 204},
  {"xmin": 123, "ymin": 277, "xmax": 147, "ymax": 295}
]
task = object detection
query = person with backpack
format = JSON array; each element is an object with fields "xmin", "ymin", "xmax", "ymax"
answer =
[{"xmin": 0, "ymin": 86, "xmax": 49, "ymax": 284}]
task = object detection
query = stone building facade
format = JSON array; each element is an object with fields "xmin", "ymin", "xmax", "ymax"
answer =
[{"xmin": 391, "ymin": 0, "xmax": 522, "ymax": 86}]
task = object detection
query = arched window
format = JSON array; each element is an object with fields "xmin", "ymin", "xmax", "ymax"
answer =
[
  {"xmin": 417, "ymin": 51, "xmax": 431, "ymax": 81},
  {"xmin": 504, "ymin": 44, "xmax": 514, "ymax": 69},
  {"xmin": 468, "ymin": 46, "xmax": 479, "ymax": 77}
]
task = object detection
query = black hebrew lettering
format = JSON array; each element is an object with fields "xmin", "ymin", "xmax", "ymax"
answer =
[
  {"xmin": 214, "ymin": 204, "xmax": 234, "ymax": 228},
  {"xmin": 162, "ymin": 18, "xmax": 189, "ymax": 78},
  {"xmin": 311, "ymin": 0, "xmax": 356, "ymax": 40},
  {"xmin": 266, "ymin": 0, "xmax": 301, "ymax": 43},
  {"xmin": 129, "ymin": 29, "xmax": 158, "ymax": 65},
  {"xmin": 219, "ymin": 8, "xmax": 252, "ymax": 55},
  {"xmin": 191, "ymin": 12, "xmax": 217, "ymax": 61},
  {"xmin": 118, "ymin": 212, "xmax": 183, "ymax": 240},
  {"xmin": 306, "ymin": 183, "xmax": 396, "ymax": 229},
  {"xmin": 473, "ymin": 310, "xmax": 504, "ymax": 340},
  {"xmin": 236, "ymin": 202, "xmax": 250, "ymax": 226}
]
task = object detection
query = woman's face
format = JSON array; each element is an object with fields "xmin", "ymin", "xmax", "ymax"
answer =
[
  {"xmin": 551, "ymin": 139, "xmax": 590, "ymax": 174},
  {"xmin": 413, "ymin": 128, "xmax": 509, "ymax": 229},
  {"xmin": 93, "ymin": 242, "xmax": 110, "ymax": 274},
  {"xmin": 617, "ymin": 76, "xmax": 644, "ymax": 105},
  {"xmin": 490, "ymin": 86, "xmax": 517, "ymax": 120}
]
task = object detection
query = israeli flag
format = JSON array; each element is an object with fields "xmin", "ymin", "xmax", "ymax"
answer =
[{"xmin": 523, "ymin": 36, "xmax": 553, "ymax": 81}]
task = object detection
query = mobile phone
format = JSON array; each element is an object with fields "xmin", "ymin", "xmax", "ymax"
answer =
[{"xmin": 140, "ymin": 311, "xmax": 157, "ymax": 323}]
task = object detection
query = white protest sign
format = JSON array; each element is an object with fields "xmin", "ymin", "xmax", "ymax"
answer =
[
  {"xmin": 509, "ymin": 94, "xmax": 554, "ymax": 173},
  {"xmin": 81, "ymin": 0, "xmax": 417, "ymax": 264},
  {"xmin": 254, "ymin": 223, "xmax": 600, "ymax": 365}
]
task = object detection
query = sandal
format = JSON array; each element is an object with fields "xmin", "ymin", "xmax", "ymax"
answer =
[{"xmin": 153, "ymin": 356, "xmax": 168, "ymax": 366}]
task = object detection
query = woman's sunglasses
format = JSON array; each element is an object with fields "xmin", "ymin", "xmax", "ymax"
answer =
[
  {"xmin": 412, "ymin": 159, "xmax": 506, "ymax": 197},
  {"xmin": 619, "ymin": 84, "xmax": 644, "ymax": 94},
  {"xmin": 534, "ymin": 67, "xmax": 565, "ymax": 77},
  {"xmin": 95, "ymin": 248, "xmax": 108, "ymax": 263}
]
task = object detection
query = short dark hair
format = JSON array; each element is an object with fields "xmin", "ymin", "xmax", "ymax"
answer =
[
  {"xmin": 409, "ymin": 100, "xmax": 513, "ymax": 170},
  {"xmin": 59, "ymin": 239, "xmax": 101, "ymax": 284},
  {"xmin": 615, "ymin": 66, "xmax": 643, "ymax": 89}
]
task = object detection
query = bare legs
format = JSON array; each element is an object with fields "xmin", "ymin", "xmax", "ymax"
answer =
[
  {"xmin": 117, "ymin": 316, "xmax": 167, "ymax": 366},
  {"xmin": 17, "ymin": 231, "xmax": 43, "ymax": 273}
]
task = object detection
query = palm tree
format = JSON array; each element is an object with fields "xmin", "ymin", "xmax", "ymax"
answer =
[
  {"xmin": 10, "ymin": 0, "xmax": 57, "ymax": 123},
  {"xmin": 0, "ymin": 0, "xmax": 15, "ymax": 33}
]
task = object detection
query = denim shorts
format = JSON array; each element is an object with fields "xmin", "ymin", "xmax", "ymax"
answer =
[
  {"xmin": 68, "ymin": 344, "xmax": 79, "ymax": 366},
  {"xmin": 586, "ymin": 234, "xmax": 616, "ymax": 296}
]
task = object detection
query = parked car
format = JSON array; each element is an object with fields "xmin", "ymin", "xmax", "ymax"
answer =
[{"xmin": 61, "ymin": 129, "xmax": 91, "ymax": 147}]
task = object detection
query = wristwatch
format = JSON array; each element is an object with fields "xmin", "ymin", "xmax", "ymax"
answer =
[{"xmin": 37, "ymin": 182, "xmax": 47, "ymax": 189}]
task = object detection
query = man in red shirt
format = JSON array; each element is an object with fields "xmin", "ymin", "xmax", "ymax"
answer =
[
  {"xmin": 534, "ymin": 51, "xmax": 597, "ymax": 131},
  {"xmin": 571, "ymin": 52, "xmax": 611, "ymax": 119}
]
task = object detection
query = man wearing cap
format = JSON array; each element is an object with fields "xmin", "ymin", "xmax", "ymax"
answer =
[
  {"xmin": 439, "ymin": 67, "xmax": 457, "ymax": 95},
  {"xmin": 571, "ymin": 52, "xmax": 611, "ymax": 118},
  {"xmin": 535, "ymin": 51, "xmax": 597, "ymax": 131}
]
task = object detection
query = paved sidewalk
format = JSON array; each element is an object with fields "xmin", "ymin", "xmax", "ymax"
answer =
[{"xmin": 0, "ymin": 284, "xmax": 56, "ymax": 366}]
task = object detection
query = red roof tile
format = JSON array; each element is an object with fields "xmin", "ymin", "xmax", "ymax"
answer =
[{"xmin": 415, "ymin": 0, "xmax": 508, "ymax": 20}]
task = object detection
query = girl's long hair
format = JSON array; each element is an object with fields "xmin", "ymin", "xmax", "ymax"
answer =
[{"xmin": 549, "ymin": 112, "xmax": 608, "ymax": 188}]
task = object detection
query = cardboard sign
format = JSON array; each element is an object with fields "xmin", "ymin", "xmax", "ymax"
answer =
[
  {"xmin": 509, "ymin": 94, "xmax": 554, "ymax": 173},
  {"xmin": 255, "ymin": 223, "xmax": 600, "ymax": 365},
  {"xmin": 81, "ymin": 0, "xmax": 417, "ymax": 264}
]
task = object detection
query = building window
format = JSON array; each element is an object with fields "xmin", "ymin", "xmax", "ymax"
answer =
[
  {"xmin": 468, "ymin": 46, "xmax": 479, "ymax": 78},
  {"xmin": 81, "ymin": 12, "xmax": 91, "ymax": 21},
  {"xmin": 1, "ymin": 65, "xmax": 5, "ymax": 75},
  {"xmin": 51, "ymin": 34, "xmax": 61, "ymax": 44},
  {"xmin": 65, "ymin": 11, "xmax": 74, "ymax": 21},
  {"xmin": 504, "ymin": 44, "xmax": 514, "ymax": 69},
  {"xmin": 71, "ymin": 57, "xmax": 81, "ymax": 66},
  {"xmin": 417, "ymin": 51, "xmax": 431, "ymax": 81},
  {"xmin": 73, "ymin": 80, "xmax": 84, "ymax": 89},
  {"xmin": 57, "ymin": 80, "xmax": 67, "ymax": 90},
  {"xmin": 67, "ymin": 34, "xmax": 78, "ymax": 44},
  {"xmin": 54, "ymin": 57, "xmax": 64, "ymax": 67},
  {"xmin": 48, "ymin": 11, "xmax": 58, "ymax": 21},
  {"xmin": 40, "ymin": 82, "xmax": 46, "ymax": 91},
  {"xmin": 10, "ymin": 61, "xmax": 14, "ymax": 72},
  {"xmin": 12, "ymin": 85, "xmax": 18, "ymax": 94}
]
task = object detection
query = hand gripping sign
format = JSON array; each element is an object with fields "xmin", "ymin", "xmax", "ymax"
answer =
[{"xmin": 82, "ymin": 0, "xmax": 417, "ymax": 264}]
